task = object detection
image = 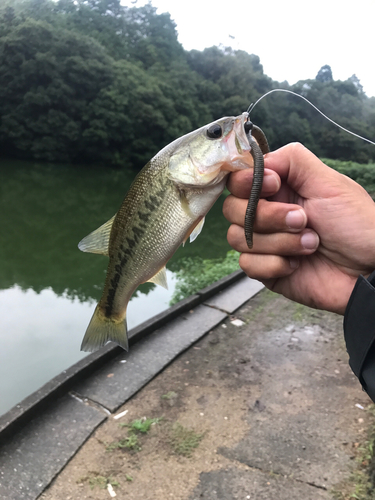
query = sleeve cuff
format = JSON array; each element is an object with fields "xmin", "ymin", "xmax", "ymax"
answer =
[{"xmin": 344, "ymin": 270, "xmax": 375, "ymax": 399}]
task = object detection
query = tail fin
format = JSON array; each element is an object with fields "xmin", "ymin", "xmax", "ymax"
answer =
[{"xmin": 80, "ymin": 306, "xmax": 128, "ymax": 352}]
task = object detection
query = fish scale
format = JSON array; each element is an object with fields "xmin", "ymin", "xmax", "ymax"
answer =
[
  {"xmin": 102, "ymin": 172, "xmax": 183, "ymax": 318},
  {"xmin": 79, "ymin": 113, "xmax": 254, "ymax": 352}
]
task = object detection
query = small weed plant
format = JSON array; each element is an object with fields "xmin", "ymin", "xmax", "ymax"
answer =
[
  {"xmin": 170, "ymin": 422, "xmax": 203, "ymax": 457},
  {"xmin": 106, "ymin": 433, "xmax": 140, "ymax": 451},
  {"xmin": 79, "ymin": 475, "xmax": 119, "ymax": 490},
  {"xmin": 332, "ymin": 405, "xmax": 375, "ymax": 499},
  {"xmin": 161, "ymin": 391, "xmax": 178, "ymax": 400},
  {"xmin": 120, "ymin": 417, "xmax": 162, "ymax": 433},
  {"xmin": 107, "ymin": 416, "xmax": 162, "ymax": 453}
]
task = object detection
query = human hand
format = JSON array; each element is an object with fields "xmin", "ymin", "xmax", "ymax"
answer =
[{"xmin": 223, "ymin": 143, "xmax": 375, "ymax": 315}]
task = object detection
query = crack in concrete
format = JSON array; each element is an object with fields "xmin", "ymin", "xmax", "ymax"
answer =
[
  {"xmin": 202, "ymin": 302, "xmax": 230, "ymax": 315},
  {"xmin": 69, "ymin": 391, "xmax": 112, "ymax": 416},
  {"xmin": 227, "ymin": 456, "xmax": 328, "ymax": 491}
]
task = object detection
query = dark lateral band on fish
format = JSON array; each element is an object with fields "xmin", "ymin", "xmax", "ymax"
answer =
[
  {"xmin": 244, "ymin": 120, "xmax": 270, "ymax": 249},
  {"xmin": 78, "ymin": 113, "xmax": 254, "ymax": 353}
]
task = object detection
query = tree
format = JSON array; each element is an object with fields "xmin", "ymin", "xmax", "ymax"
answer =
[
  {"xmin": 187, "ymin": 47, "xmax": 273, "ymax": 119},
  {"xmin": 0, "ymin": 0, "xmax": 374, "ymax": 166},
  {"xmin": 316, "ymin": 64, "xmax": 333, "ymax": 83},
  {"xmin": 120, "ymin": 3, "xmax": 183, "ymax": 68},
  {"xmin": 348, "ymin": 74, "xmax": 364, "ymax": 94},
  {"xmin": 0, "ymin": 18, "xmax": 116, "ymax": 162}
]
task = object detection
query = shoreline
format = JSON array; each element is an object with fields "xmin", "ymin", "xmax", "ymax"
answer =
[{"xmin": 0, "ymin": 271, "xmax": 264, "ymax": 500}]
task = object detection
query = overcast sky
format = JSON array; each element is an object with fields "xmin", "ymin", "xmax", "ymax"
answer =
[{"xmin": 123, "ymin": 0, "xmax": 375, "ymax": 98}]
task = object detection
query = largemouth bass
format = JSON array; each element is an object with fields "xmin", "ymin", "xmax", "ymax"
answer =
[{"xmin": 79, "ymin": 113, "xmax": 254, "ymax": 352}]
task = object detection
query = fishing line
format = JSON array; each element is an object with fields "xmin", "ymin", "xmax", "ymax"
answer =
[{"xmin": 247, "ymin": 88, "xmax": 375, "ymax": 147}]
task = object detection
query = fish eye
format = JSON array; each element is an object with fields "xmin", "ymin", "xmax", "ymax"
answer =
[{"xmin": 207, "ymin": 124, "xmax": 223, "ymax": 139}]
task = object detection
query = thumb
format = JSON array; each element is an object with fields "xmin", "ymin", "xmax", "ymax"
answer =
[{"xmin": 264, "ymin": 143, "xmax": 340, "ymax": 198}]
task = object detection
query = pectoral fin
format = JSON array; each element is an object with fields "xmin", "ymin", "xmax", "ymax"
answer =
[
  {"xmin": 189, "ymin": 217, "xmax": 205, "ymax": 243},
  {"xmin": 179, "ymin": 188, "xmax": 194, "ymax": 218},
  {"xmin": 183, "ymin": 216, "xmax": 205, "ymax": 246},
  {"xmin": 147, "ymin": 266, "xmax": 168, "ymax": 290},
  {"xmin": 78, "ymin": 215, "xmax": 116, "ymax": 256}
]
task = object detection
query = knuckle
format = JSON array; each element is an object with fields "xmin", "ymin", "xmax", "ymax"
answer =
[
  {"xmin": 239, "ymin": 253, "xmax": 291, "ymax": 280},
  {"xmin": 289, "ymin": 142, "xmax": 307, "ymax": 154},
  {"xmin": 227, "ymin": 224, "xmax": 242, "ymax": 247},
  {"xmin": 222, "ymin": 196, "xmax": 232, "ymax": 219}
]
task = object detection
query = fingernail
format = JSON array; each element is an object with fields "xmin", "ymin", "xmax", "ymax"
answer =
[
  {"xmin": 263, "ymin": 173, "xmax": 281, "ymax": 193},
  {"xmin": 286, "ymin": 209, "xmax": 306, "ymax": 230},
  {"xmin": 301, "ymin": 231, "xmax": 319, "ymax": 250}
]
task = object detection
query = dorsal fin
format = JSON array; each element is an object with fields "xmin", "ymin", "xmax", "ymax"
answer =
[{"xmin": 78, "ymin": 215, "xmax": 116, "ymax": 256}]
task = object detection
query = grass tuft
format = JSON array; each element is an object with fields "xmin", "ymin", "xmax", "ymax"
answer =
[
  {"xmin": 78, "ymin": 474, "xmax": 119, "ymax": 490},
  {"xmin": 106, "ymin": 433, "xmax": 140, "ymax": 451},
  {"xmin": 332, "ymin": 405, "xmax": 375, "ymax": 499},
  {"xmin": 170, "ymin": 422, "xmax": 203, "ymax": 457},
  {"xmin": 120, "ymin": 416, "xmax": 162, "ymax": 433},
  {"xmin": 106, "ymin": 416, "xmax": 162, "ymax": 453}
]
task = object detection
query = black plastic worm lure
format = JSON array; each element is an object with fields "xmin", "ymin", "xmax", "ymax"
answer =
[{"xmin": 243, "ymin": 117, "xmax": 270, "ymax": 248}]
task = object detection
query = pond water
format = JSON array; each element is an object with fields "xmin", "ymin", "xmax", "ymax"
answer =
[{"xmin": 0, "ymin": 160, "xmax": 232, "ymax": 416}]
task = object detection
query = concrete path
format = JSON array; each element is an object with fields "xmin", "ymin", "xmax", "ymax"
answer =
[{"xmin": 0, "ymin": 279, "xmax": 372, "ymax": 500}]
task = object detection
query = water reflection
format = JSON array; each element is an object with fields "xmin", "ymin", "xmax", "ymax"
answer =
[
  {"xmin": 0, "ymin": 286, "xmax": 91, "ymax": 413},
  {"xmin": 0, "ymin": 160, "xmax": 135, "ymax": 302},
  {"xmin": 0, "ymin": 272, "xmax": 177, "ymax": 415},
  {"xmin": 0, "ymin": 160, "xmax": 231, "ymax": 416}
]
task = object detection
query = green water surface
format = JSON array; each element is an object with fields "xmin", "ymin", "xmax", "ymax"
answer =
[{"xmin": 0, "ymin": 160, "xmax": 232, "ymax": 416}]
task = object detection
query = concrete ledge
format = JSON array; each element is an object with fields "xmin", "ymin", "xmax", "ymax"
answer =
[
  {"xmin": 0, "ymin": 274, "xmax": 264, "ymax": 500},
  {"xmin": 204, "ymin": 276, "xmax": 264, "ymax": 313},
  {"xmin": 195, "ymin": 269, "xmax": 245, "ymax": 301},
  {"xmin": 0, "ymin": 271, "xmax": 247, "ymax": 441},
  {"xmin": 0, "ymin": 395, "xmax": 106, "ymax": 500},
  {"xmin": 73, "ymin": 304, "xmax": 227, "ymax": 412},
  {"xmin": 0, "ymin": 292, "xmax": 202, "ymax": 441}
]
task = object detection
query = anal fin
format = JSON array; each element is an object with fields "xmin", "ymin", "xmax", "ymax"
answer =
[{"xmin": 147, "ymin": 266, "xmax": 168, "ymax": 290}]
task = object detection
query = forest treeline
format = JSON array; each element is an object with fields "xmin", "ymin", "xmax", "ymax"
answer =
[{"xmin": 1, "ymin": 0, "xmax": 374, "ymax": 168}]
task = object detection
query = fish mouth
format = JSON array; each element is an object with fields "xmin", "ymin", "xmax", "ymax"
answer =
[{"xmin": 220, "ymin": 113, "xmax": 253, "ymax": 172}]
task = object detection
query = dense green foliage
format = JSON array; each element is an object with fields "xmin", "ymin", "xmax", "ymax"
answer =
[
  {"xmin": 0, "ymin": 0, "xmax": 374, "ymax": 168},
  {"xmin": 170, "ymin": 250, "xmax": 240, "ymax": 305},
  {"xmin": 323, "ymin": 158, "xmax": 375, "ymax": 196}
]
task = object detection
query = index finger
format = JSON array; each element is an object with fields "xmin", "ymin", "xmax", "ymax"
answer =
[
  {"xmin": 226, "ymin": 168, "xmax": 281, "ymax": 199},
  {"xmin": 264, "ymin": 143, "xmax": 343, "ymax": 198}
]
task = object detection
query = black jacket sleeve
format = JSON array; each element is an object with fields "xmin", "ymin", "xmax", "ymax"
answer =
[{"xmin": 344, "ymin": 270, "xmax": 375, "ymax": 402}]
